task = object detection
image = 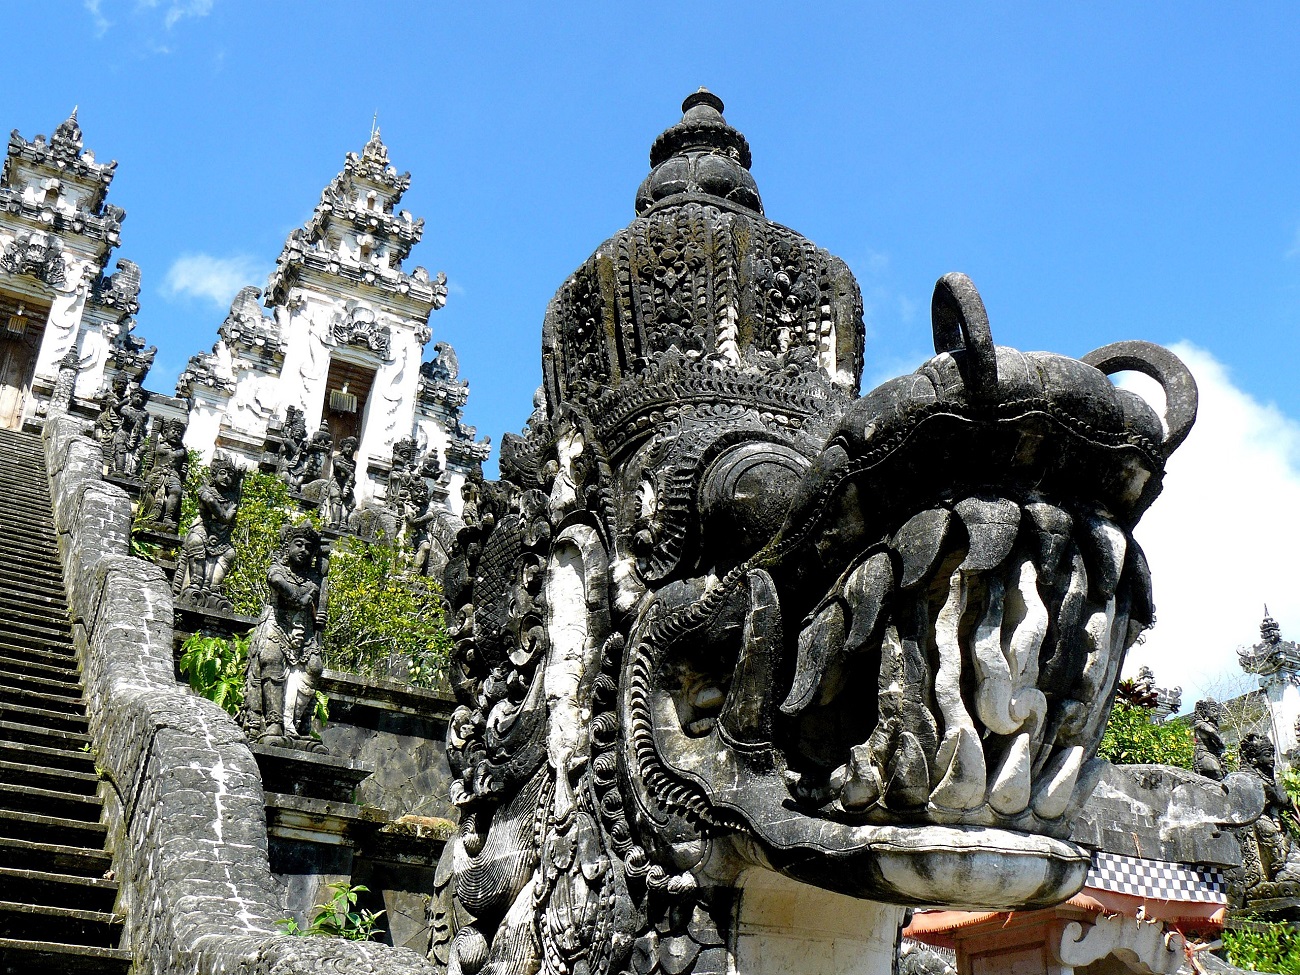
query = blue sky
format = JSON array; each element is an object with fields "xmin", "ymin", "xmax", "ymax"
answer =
[{"xmin": 6, "ymin": 2, "xmax": 1300, "ymax": 702}]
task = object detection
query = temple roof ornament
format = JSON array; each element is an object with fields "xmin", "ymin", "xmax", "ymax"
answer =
[
  {"xmin": 218, "ymin": 286, "xmax": 285, "ymax": 358},
  {"xmin": 637, "ymin": 88, "xmax": 762, "ymax": 216},
  {"xmin": 1239, "ymin": 606, "xmax": 1300, "ymax": 682},
  {"xmin": 265, "ymin": 131, "xmax": 444, "ymax": 307}
]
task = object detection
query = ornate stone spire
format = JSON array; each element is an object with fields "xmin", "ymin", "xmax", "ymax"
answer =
[
  {"xmin": 1239, "ymin": 605, "xmax": 1300, "ymax": 681},
  {"xmin": 540, "ymin": 90, "xmax": 862, "ymax": 419},
  {"xmin": 51, "ymin": 107, "xmax": 83, "ymax": 154},
  {"xmin": 636, "ymin": 88, "xmax": 762, "ymax": 216}
]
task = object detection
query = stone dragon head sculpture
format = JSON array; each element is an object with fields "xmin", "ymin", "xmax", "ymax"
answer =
[{"xmin": 431, "ymin": 91, "xmax": 1198, "ymax": 975}]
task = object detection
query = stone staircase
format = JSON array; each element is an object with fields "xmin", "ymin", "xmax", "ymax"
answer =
[{"xmin": 0, "ymin": 429, "xmax": 130, "ymax": 973}]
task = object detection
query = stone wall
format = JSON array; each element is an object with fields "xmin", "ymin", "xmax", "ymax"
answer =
[{"xmin": 42, "ymin": 414, "xmax": 439, "ymax": 974}]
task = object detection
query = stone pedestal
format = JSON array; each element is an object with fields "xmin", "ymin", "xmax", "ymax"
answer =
[{"xmin": 732, "ymin": 871, "xmax": 906, "ymax": 975}]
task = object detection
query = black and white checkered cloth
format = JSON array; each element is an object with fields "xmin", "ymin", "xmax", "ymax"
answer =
[{"xmin": 1086, "ymin": 851, "xmax": 1227, "ymax": 904}]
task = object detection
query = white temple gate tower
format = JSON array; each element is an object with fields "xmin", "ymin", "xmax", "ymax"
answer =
[{"xmin": 179, "ymin": 129, "xmax": 486, "ymax": 513}]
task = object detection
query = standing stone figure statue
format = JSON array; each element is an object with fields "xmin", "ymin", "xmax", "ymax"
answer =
[
  {"xmin": 1238, "ymin": 732, "xmax": 1300, "ymax": 902},
  {"xmin": 1191, "ymin": 699, "xmax": 1226, "ymax": 781},
  {"xmin": 110, "ymin": 386, "xmax": 150, "ymax": 478},
  {"xmin": 403, "ymin": 478, "xmax": 436, "ymax": 575},
  {"xmin": 141, "ymin": 418, "xmax": 189, "ymax": 533},
  {"xmin": 173, "ymin": 455, "xmax": 243, "ymax": 611},
  {"xmin": 275, "ymin": 405, "xmax": 308, "ymax": 488},
  {"xmin": 242, "ymin": 523, "xmax": 327, "ymax": 753},
  {"xmin": 292, "ymin": 424, "xmax": 332, "ymax": 492},
  {"xmin": 386, "ymin": 437, "xmax": 418, "ymax": 509},
  {"xmin": 93, "ymin": 372, "xmax": 130, "ymax": 448},
  {"xmin": 323, "ymin": 436, "xmax": 357, "ymax": 528}
]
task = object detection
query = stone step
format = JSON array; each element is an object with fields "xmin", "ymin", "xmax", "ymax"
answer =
[
  {"xmin": 0, "ymin": 938, "xmax": 131, "ymax": 975},
  {"xmin": 0, "ymin": 781, "xmax": 102, "ymax": 823},
  {"xmin": 0, "ymin": 483, "xmax": 53, "ymax": 506},
  {"xmin": 0, "ymin": 901, "xmax": 124, "ymax": 952},
  {"xmin": 0, "ymin": 717, "xmax": 89, "ymax": 752},
  {"xmin": 0, "ymin": 648, "xmax": 79, "ymax": 681},
  {"xmin": 0, "ymin": 640, "xmax": 78, "ymax": 672},
  {"xmin": 0, "ymin": 634, "xmax": 73, "ymax": 665},
  {"xmin": 0, "ymin": 737, "xmax": 94, "ymax": 774},
  {"xmin": 0, "ymin": 665, "xmax": 82, "ymax": 698},
  {"xmin": 0, "ymin": 572, "xmax": 68, "ymax": 601},
  {"xmin": 0, "ymin": 757, "xmax": 98, "ymax": 796},
  {"xmin": 0, "ymin": 608, "xmax": 70, "ymax": 638},
  {"xmin": 0, "ymin": 682, "xmax": 87, "ymax": 717},
  {"xmin": 0, "ymin": 557, "xmax": 65, "ymax": 584},
  {"xmin": 0, "ymin": 866, "xmax": 118, "ymax": 913},
  {"xmin": 0, "ymin": 545, "xmax": 61, "ymax": 570},
  {"xmin": 0, "ymin": 525, "xmax": 56, "ymax": 546},
  {"xmin": 0, "ymin": 590, "xmax": 71, "ymax": 621},
  {"xmin": 0, "ymin": 807, "xmax": 106, "ymax": 850},
  {"xmin": 0, "ymin": 610, "xmax": 73, "ymax": 644},
  {"xmin": 0, "ymin": 835, "xmax": 112, "ymax": 878},
  {"xmin": 0, "ymin": 700, "xmax": 88, "ymax": 734}
]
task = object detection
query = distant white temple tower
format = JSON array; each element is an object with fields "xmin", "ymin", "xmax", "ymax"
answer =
[
  {"xmin": 1238, "ymin": 608, "xmax": 1300, "ymax": 768},
  {"xmin": 0, "ymin": 110, "xmax": 153, "ymax": 429},
  {"xmin": 178, "ymin": 130, "xmax": 487, "ymax": 513}
]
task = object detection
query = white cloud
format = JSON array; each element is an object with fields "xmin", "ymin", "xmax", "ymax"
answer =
[
  {"xmin": 86, "ymin": 0, "xmax": 214, "ymax": 36},
  {"xmin": 1119, "ymin": 343, "xmax": 1300, "ymax": 707},
  {"xmin": 163, "ymin": 253, "xmax": 263, "ymax": 307},
  {"xmin": 84, "ymin": 0, "xmax": 111, "ymax": 35},
  {"xmin": 163, "ymin": 0, "xmax": 213, "ymax": 29}
]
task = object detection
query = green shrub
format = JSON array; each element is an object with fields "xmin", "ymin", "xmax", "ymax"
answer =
[
  {"xmin": 1098, "ymin": 701, "xmax": 1194, "ymax": 768},
  {"xmin": 178, "ymin": 631, "xmax": 248, "ymax": 716},
  {"xmin": 173, "ymin": 461, "xmax": 451, "ymax": 710},
  {"xmin": 277, "ymin": 882, "xmax": 384, "ymax": 941},
  {"xmin": 1224, "ymin": 922, "xmax": 1300, "ymax": 974},
  {"xmin": 325, "ymin": 535, "xmax": 452, "ymax": 687}
]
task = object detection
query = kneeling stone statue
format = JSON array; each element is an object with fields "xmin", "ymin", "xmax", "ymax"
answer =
[{"xmin": 242, "ymin": 523, "xmax": 327, "ymax": 753}]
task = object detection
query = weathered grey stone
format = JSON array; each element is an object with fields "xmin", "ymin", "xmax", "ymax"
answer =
[{"xmin": 41, "ymin": 408, "xmax": 439, "ymax": 974}]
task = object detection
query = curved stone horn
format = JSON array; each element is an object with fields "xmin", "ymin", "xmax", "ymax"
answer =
[
  {"xmin": 932, "ymin": 272, "xmax": 998, "ymax": 403},
  {"xmin": 1081, "ymin": 340, "xmax": 1198, "ymax": 455}
]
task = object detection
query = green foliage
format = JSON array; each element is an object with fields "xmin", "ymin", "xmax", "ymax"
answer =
[
  {"xmin": 178, "ymin": 631, "xmax": 248, "ymax": 716},
  {"xmin": 223, "ymin": 470, "xmax": 311, "ymax": 618},
  {"xmin": 277, "ymin": 882, "xmax": 384, "ymax": 941},
  {"xmin": 173, "ymin": 459, "xmax": 450, "ymax": 705},
  {"xmin": 325, "ymin": 535, "xmax": 452, "ymax": 687},
  {"xmin": 129, "ymin": 504, "xmax": 162, "ymax": 560},
  {"xmin": 1098, "ymin": 701, "xmax": 1194, "ymax": 768},
  {"xmin": 1224, "ymin": 922, "xmax": 1300, "ymax": 974}
]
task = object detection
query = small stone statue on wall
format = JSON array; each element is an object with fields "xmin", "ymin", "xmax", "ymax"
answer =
[
  {"xmin": 1238, "ymin": 732, "xmax": 1300, "ymax": 903},
  {"xmin": 1191, "ymin": 699, "xmax": 1226, "ymax": 781},
  {"xmin": 386, "ymin": 437, "xmax": 418, "ymax": 509},
  {"xmin": 173, "ymin": 455, "xmax": 243, "ymax": 611},
  {"xmin": 322, "ymin": 436, "xmax": 357, "ymax": 528},
  {"xmin": 242, "ymin": 523, "xmax": 327, "ymax": 753},
  {"xmin": 93, "ymin": 372, "xmax": 129, "ymax": 447},
  {"xmin": 141, "ymin": 418, "xmax": 189, "ymax": 533},
  {"xmin": 403, "ymin": 478, "xmax": 436, "ymax": 575},
  {"xmin": 275, "ymin": 406, "xmax": 308, "ymax": 486},
  {"xmin": 109, "ymin": 386, "xmax": 150, "ymax": 478},
  {"xmin": 291, "ymin": 425, "xmax": 332, "ymax": 493}
]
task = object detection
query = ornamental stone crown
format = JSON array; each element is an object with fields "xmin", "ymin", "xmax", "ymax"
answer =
[{"xmin": 540, "ymin": 90, "xmax": 865, "ymax": 420}]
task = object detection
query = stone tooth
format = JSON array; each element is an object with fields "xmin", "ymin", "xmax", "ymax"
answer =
[
  {"xmin": 1004, "ymin": 559, "xmax": 1048, "ymax": 742},
  {"xmin": 987, "ymin": 732, "xmax": 1033, "ymax": 815},
  {"xmin": 1124, "ymin": 541, "xmax": 1154, "ymax": 630},
  {"xmin": 1025, "ymin": 502, "xmax": 1073, "ymax": 586},
  {"xmin": 930, "ymin": 727, "xmax": 986, "ymax": 811},
  {"xmin": 839, "ymin": 743, "xmax": 885, "ymax": 811},
  {"xmin": 955, "ymin": 497, "xmax": 1020, "ymax": 572},
  {"xmin": 884, "ymin": 730, "xmax": 931, "ymax": 809},
  {"xmin": 1081, "ymin": 513, "xmax": 1127, "ymax": 600},
  {"xmin": 719, "ymin": 569, "xmax": 781, "ymax": 746},
  {"xmin": 929, "ymin": 569, "xmax": 987, "ymax": 811},
  {"xmin": 1031, "ymin": 744, "xmax": 1084, "ymax": 820},
  {"xmin": 1039, "ymin": 551, "xmax": 1088, "ymax": 696},
  {"xmin": 779, "ymin": 599, "xmax": 846, "ymax": 716},
  {"xmin": 972, "ymin": 576, "xmax": 1017, "ymax": 735},
  {"xmin": 842, "ymin": 552, "xmax": 893, "ymax": 653},
  {"xmin": 890, "ymin": 508, "xmax": 951, "ymax": 590}
]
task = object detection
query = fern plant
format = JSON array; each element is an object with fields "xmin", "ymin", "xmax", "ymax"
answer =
[{"xmin": 277, "ymin": 882, "xmax": 384, "ymax": 941}]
